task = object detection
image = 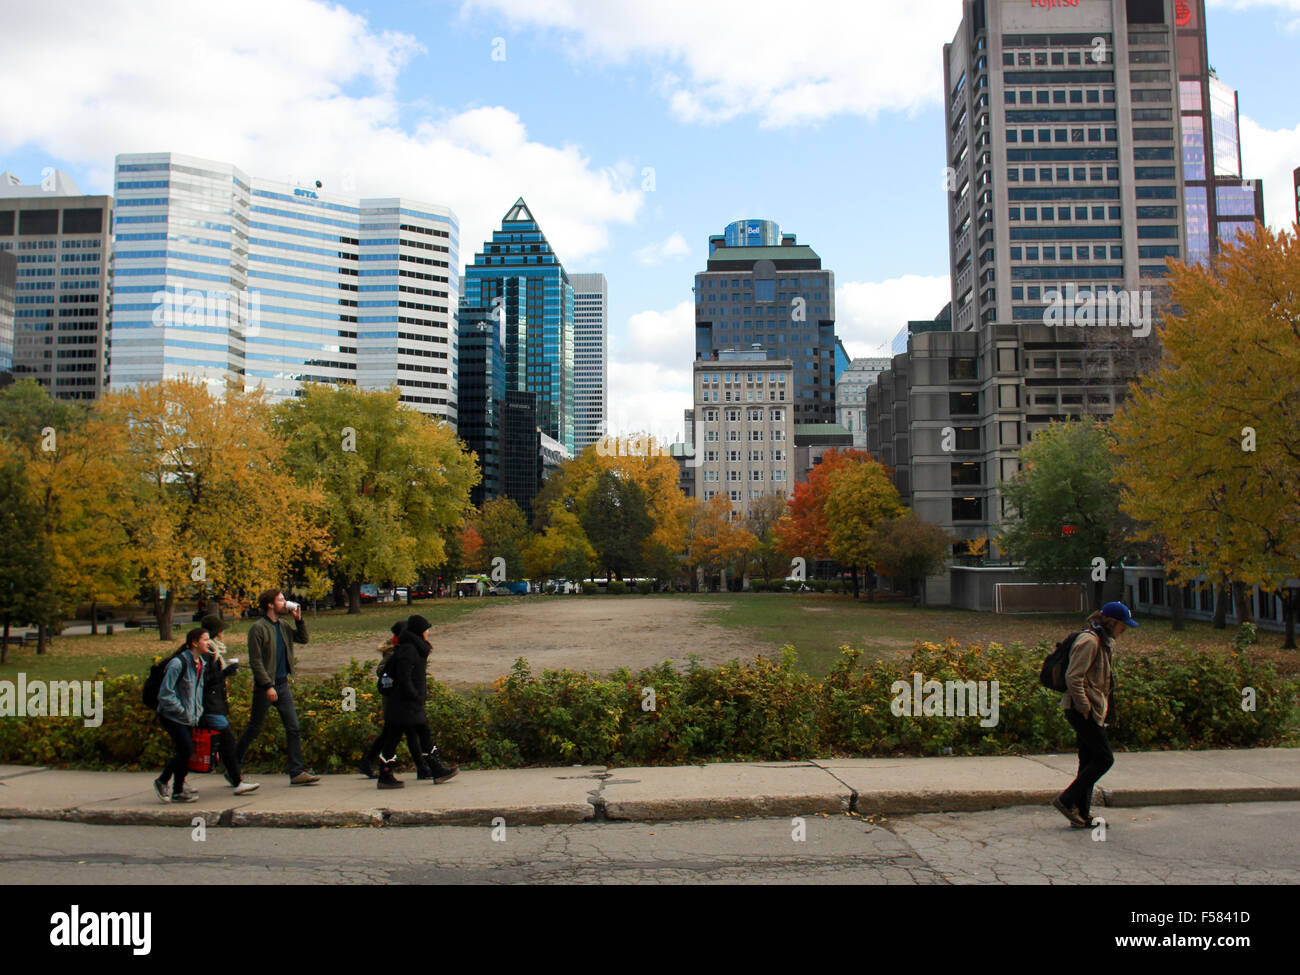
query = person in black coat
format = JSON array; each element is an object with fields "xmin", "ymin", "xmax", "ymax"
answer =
[
  {"xmin": 374, "ymin": 614, "xmax": 458, "ymax": 788},
  {"xmin": 200, "ymin": 615, "xmax": 259, "ymax": 795},
  {"xmin": 356, "ymin": 621, "xmax": 425, "ymax": 779}
]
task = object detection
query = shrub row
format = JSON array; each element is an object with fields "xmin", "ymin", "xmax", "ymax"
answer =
[{"xmin": 0, "ymin": 639, "xmax": 1293, "ymax": 772}]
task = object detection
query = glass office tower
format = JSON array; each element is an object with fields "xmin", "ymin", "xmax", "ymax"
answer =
[
  {"xmin": 461, "ymin": 198, "xmax": 575, "ymax": 454},
  {"xmin": 109, "ymin": 152, "xmax": 459, "ymax": 420}
]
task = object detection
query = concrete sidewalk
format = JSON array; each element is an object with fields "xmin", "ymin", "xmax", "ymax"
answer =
[{"xmin": 0, "ymin": 749, "xmax": 1296, "ymax": 829}]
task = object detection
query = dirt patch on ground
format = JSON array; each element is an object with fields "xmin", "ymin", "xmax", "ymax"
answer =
[{"xmin": 295, "ymin": 597, "xmax": 781, "ymax": 689}]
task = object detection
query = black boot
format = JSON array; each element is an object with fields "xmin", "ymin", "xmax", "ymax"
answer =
[
  {"xmin": 357, "ymin": 739, "xmax": 379, "ymax": 779},
  {"xmin": 415, "ymin": 752, "xmax": 435, "ymax": 780},
  {"xmin": 426, "ymin": 747, "xmax": 458, "ymax": 784},
  {"xmin": 377, "ymin": 755, "xmax": 404, "ymax": 790}
]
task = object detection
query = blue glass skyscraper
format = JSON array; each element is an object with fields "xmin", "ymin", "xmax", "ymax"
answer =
[{"xmin": 461, "ymin": 198, "xmax": 574, "ymax": 454}]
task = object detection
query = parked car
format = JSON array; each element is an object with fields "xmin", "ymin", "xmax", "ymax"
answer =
[{"xmin": 410, "ymin": 585, "xmax": 434, "ymax": 599}]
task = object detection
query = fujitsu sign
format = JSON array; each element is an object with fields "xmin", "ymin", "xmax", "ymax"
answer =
[{"xmin": 1030, "ymin": 0, "xmax": 1080, "ymax": 8}]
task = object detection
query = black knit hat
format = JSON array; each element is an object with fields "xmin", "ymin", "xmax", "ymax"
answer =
[
  {"xmin": 201, "ymin": 614, "xmax": 226, "ymax": 637},
  {"xmin": 406, "ymin": 614, "xmax": 432, "ymax": 636},
  {"xmin": 391, "ymin": 620, "xmax": 405, "ymax": 637}
]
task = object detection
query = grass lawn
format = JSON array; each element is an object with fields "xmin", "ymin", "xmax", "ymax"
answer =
[
  {"xmin": 0, "ymin": 600, "xmax": 489, "ymax": 682},
  {"xmin": 690, "ymin": 592, "xmax": 1300, "ymax": 679}
]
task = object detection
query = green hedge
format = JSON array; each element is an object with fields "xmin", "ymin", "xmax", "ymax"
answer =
[
  {"xmin": 606, "ymin": 580, "xmax": 627, "ymax": 595},
  {"xmin": 1, "ymin": 639, "xmax": 1293, "ymax": 770}
]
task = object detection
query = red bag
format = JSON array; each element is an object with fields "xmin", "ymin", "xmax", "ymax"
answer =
[{"xmin": 187, "ymin": 728, "xmax": 219, "ymax": 773}]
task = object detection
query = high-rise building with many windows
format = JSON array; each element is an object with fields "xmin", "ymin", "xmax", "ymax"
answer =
[
  {"xmin": 694, "ymin": 219, "xmax": 837, "ymax": 425},
  {"xmin": 461, "ymin": 198, "xmax": 575, "ymax": 455},
  {"xmin": 0, "ymin": 249, "xmax": 15, "ymax": 374},
  {"xmin": 108, "ymin": 152, "xmax": 459, "ymax": 420},
  {"xmin": 0, "ymin": 171, "xmax": 111, "ymax": 399},
  {"xmin": 569, "ymin": 272, "xmax": 607, "ymax": 453},
  {"xmin": 693, "ymin": 348, "xmax": 795, "ymax": 520},
  {"xmin": 860, "ymin": 0, "xmax": 1267, "ymax": 606}
]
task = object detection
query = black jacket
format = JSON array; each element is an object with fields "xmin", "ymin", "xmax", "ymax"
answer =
[
  {"xmin": 201, "ymin": 652, "xmax": 239, "ymax": 717},
  {"xmin": 384, "ymin": 629, "xmax": 430, "ymax": 725}
]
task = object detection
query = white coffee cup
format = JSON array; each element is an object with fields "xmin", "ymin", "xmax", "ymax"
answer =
[{"xmin": 284, "ymin": 600, "xmax": 300, "ymax": 613}]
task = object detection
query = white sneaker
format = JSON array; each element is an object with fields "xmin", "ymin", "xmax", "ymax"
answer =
[{"xmin": 233, "ymin": 781, "xmax": 260, "ymax": 795}]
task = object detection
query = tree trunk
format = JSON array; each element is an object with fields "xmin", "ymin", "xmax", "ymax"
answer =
[
  {"xmin": 1283, "ymin": 588, "xmax": 1297, "ymax": 651},
  {"xmin": 156, "ymin": 590, "xmax": 175, "ymax": 642},
  {"xmin": 1232, "ymin": 581, "xmax": 1253, "ymax": 624},
  {"xmin": 1092, "ymin": 577, "xmax": 1104, "ymax": 612},
  {"xmin": 1, "ymin": 618, "xmax": 8, "ymax": 666},
  {"xmin": 851, "ymin": 566, "xmax": 860, "ymax": 600},
  {"xmin": 348, "ymin": 580, "xmax": 361, "ymax": 615},
  {"xmin": 90, "ymin": 599, "xmax": 99, "ymax": 636},
  {"xmin": 1212, "ymin": 581, "xmax": 1228, "ymax": 629},
  {"xmin": 37, "ymin": 622, "xmax": 48, "ymax": 655},
  {"xmin": 1169, "ymin": 582, "xmax": 1185, "ymax": 632}
]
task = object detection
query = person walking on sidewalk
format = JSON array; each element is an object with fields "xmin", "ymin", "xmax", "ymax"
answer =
[
  {"xmin": 200, "ymin": 615, "xmax": 259, "ymax": 796},
  {"xmin": 154, "ymin": 627, "xmax": 207, "ymax": 804},
  {"xmin": 356, "ymin": 620, "xmax": 425, "ymax": 779},
  {"xmin": 374, "ymin": 614, "xmax": 457, "ymax": 789},
  {"xmin": 1051, "ymin": 601, "xmax": 1137, "ymax": 828},
  {"xmin": 235, "ymin": 589, "xmax": 320, "ymax": 786}
]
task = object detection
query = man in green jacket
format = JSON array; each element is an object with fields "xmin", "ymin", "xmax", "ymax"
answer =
[{"xmin": 235, "ymin": 588, "xmax": 320, "ymax": 785}]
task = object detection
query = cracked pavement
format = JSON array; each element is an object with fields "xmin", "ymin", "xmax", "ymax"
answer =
[{"xmin": 1, "ymin": 801, "xmax": 1295, "ymax": 884}]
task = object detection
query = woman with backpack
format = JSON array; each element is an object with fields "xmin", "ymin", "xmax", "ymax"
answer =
[
  {"xmin": 153, "ymin": 627, "xmax": 208, "ymax": 804},
  {"xmin": 374, "ymin": 614, "xmax": 458, "ymax": 789},
  {"xmin": 200, "ymin": 615, "xmax": 259, "ymax": 795},
  {"xmin": 1051, "ymin": 601, "xmax": 1138, "ymax": 829}
]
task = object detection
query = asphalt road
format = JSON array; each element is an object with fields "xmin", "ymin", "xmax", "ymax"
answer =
[{"xmin": 1, "ymin": 801, "xmax": 1296, "ymax": 885}]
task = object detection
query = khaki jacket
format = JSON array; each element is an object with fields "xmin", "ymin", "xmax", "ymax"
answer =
[
  {"xmin": 247, "ymin": 614, "xmax": 308, "ymax": 689},
  {"xmin": 1062, "ymin": 628, "xmax": 1113, "ymax": 726}
]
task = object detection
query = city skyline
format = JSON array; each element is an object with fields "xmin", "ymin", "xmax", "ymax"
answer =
[{"xmin": 1, "ymin": 0, "xmax": 1298, "ymax": 440}]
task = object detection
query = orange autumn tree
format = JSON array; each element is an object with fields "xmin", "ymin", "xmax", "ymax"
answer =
[{"xmin": 774, "ymin": 448, "xmax": 881, "ymax": 581}]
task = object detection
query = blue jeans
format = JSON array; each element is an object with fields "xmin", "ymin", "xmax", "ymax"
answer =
[{"xmin": 235, "ymin": 681, "xmax": 305, "ymax": 778}]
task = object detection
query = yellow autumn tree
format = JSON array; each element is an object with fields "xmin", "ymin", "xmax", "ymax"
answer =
[
  {"xmin": 824, "ymin": 457, "xmax": 904, "ymax": 599},
  {"xmin": 1110, "ymin": 224, "xmax": 1300, "ymax": 647},
  {"xmin": 100, "ymin": 378, "xmax": 331, "ymax": 640}
]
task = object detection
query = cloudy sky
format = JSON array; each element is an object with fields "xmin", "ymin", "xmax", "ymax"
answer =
[{"xmin": 2, "ymin": 0, "xmax": 1297, "ymax": 442}]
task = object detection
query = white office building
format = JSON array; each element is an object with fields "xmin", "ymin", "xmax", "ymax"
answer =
[
  {"xmin": 569, "ymin": 271, "xmax": 607, "ymax": 453},
  {"xmin": 109, "ymin": 152, "xmax": 460, "ymax": 421}
]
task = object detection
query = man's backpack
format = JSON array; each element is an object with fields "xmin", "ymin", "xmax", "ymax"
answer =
[
  {"xmin": 142, "ymin": 648, "xmax": 186, "ymax": 710},
  {"xmin": 1039, "ymin": 631, "xmax": 1086, "ymax": 692}
]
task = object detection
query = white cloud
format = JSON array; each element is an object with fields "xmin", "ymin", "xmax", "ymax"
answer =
[
  {"xmin": 464, "ymin": 0, "xmax": 955, "ymax": 128},
  {"xmin": 0, "ymin": 0, "xmax": 641, "ymax": 262},
  {"xmin": 1239, "ymin": 116, "xmax": 1300, "ymax": 231},
  {"xmin": 835, "ymin": 275, "xmax": 952, "ymax": 359},
  {"xmin": 607, "ymin": 300, "xmax": 695, "ymax": 440},
  {"xmin": 632, "ymin": 232, "xmax": 692, "ymax": 266},
  {"xmin": 1208, "ymin": 0, "xmax": 1300, "ymax": 31}
]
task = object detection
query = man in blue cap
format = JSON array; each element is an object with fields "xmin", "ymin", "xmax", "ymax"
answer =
[{"xmin": 1052, "ymin": 601, "xmax": 1138, "ymax": 828}]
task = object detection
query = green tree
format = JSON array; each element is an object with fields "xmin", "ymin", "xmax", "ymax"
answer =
[
  {"xmin": 998, "ymin": 418, "xmax": 1132, "ymax": 609},
  {"xmin": 0, "ymin": 455, "xmax": 59, "ymax": 662},
  {"xmin": 579, "ymin": 468, "xmax": 654, "ymax": 581},
  {"xmin": 475, "ymin": 497, "xmax": 531, "ymax": 582},
  {"xmin": 872, "ymin": 511, "xmax": 952, "ymax": 606},
  {"xmin": 272, "ymin": 384, "xmax": 479, "ymax": 613},
  {"xmin": 524, "ymin": 504, "xmax": 596, "ymax": 583}
]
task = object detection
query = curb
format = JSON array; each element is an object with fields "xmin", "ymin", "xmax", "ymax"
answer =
[{"xmin": 2, "ymin": 785, "xmax": 1297, "ymax": 829}]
